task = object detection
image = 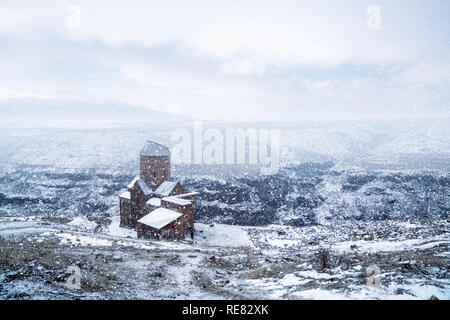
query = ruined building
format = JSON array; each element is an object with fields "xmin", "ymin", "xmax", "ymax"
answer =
[{"xmin": 119, "ymin": 141, "xmax": 197, "ymax": 240}]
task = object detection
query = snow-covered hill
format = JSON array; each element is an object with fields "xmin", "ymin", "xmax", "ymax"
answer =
[
  {"xmin": 0, "ymin": 98, "xmax": 187, "ymax": 128},
  {"xmin": 0, "ymin": 117, "xmax": 448, "ymax": 170},
  {"xmin": 0, "ymin": 118, "xmax": 448, "ymax": 225},
  {"xmin": 0, "ymin": 117, "xmax": 448, "ymax": 300}
]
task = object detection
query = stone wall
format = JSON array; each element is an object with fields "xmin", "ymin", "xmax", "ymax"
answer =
[
  {"xmin": 136, "ymin": 214, "xmax": 191, "ymax": 240},
  {"xmin": 140, "ymin": 155, "xmax": 170, "ymax": 186},
  {"xmin": 130, "ymin": 181, "xmax": 148, "ymax": 228},
  {"xmin": 161, "ymin": 200, "xmax": 195, "ymax": 238},
  {"xmin": 119, "ymin": 197, "xmax": 133, "ymax": 228}
]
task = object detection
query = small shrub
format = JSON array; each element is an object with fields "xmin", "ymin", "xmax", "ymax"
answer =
[{"xmin": 316, "ymin": 247, "xmax": 331, "ymax": 271}]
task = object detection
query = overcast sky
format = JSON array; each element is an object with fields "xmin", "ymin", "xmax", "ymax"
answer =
[{"xmin": 0, "ymin": 0, "xmax": 449, "ymax": 121}]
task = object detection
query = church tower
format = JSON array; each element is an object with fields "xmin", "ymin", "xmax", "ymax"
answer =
[{"xmin": 139, "ymin": 140, "xmax": 171, "ymax": 188}]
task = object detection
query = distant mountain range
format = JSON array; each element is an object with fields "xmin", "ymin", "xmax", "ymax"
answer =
[{"xmin": 0, "ymin": 98, "xmax": 187, "ymax": 127}]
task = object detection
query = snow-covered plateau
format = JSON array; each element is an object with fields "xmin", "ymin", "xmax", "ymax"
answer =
[{"xmin": 0, "ymin": 119, "xmax": 448, "ymax": 299}]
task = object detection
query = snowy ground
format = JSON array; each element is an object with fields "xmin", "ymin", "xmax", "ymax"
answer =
[
  {"xmin": 192, "ymin": 223, "xmax": 253, "ymax": 248},
  {"xmin": 0, "ymin": 120, "xmax": 448, "ymax": 300},
  {"xmin": 0, "ymin": 215, "xmax": 448, "ymax": 300}
]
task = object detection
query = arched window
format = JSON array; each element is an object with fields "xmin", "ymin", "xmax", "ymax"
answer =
[
  {"xmin": 162, "ymin": 170, "xmax": 166, "ymax": 177},
  {"xmin": 153, "ymin": 171, "xmax": 156, "ymax": 178}
]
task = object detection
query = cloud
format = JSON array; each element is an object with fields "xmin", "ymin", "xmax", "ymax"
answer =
[
  {"xmin": 400, "ymin": 61, "xmax": 450, "ymax": 85},
  {"xmin": 0, "ymin": 1, "xmax": 440, "ymax": 69},
  {"xmin": 117, "ymin": 58, "xmax": 265, "ymax": 100},
  {"xmin": 0, "ymin": 87, "xmax": 58, "ymax": 99},
  {"xmin": 219, "ymin": 60, "xmax": 266, "ymax": 76},
  {"xmin": 0, "ymin": 0, "xmax": 449, "ymax": 120}
]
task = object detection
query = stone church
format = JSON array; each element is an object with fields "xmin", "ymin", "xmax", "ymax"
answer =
[{"xmin": 119, "ymin": 141, "xmax": 197, "ymax": 240}]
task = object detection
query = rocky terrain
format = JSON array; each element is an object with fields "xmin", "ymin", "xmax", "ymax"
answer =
[
  {"xmin": 0, "ymin": 163, "xmax": 448, "ymax": 227},
  {"xmin": 0, "ymin": 216, "xmax": 448, "ymax": 299},
  {"xmin": 0, "ymin": 120, "xmax": 448, "ymax": 299}
]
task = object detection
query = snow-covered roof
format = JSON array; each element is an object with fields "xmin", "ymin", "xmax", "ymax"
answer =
[
  {"xmin": 146, "ymin": 197, "xmax": 161, "ymax": 207},
  {"xmin": 136, "ymin": 179, "xmax": 153, "ymax": 195},
  {"xmin": 137, "ymin": 208, "xmax": 182, "ymax": 229},
  {"xmin": 162, "ymin": 196, "xmax": 192, "ymax": 206},
  {"xmin": 127, "ymin": 176, "xmax": 140, "ymax": 189},
  {"xmin": 140, "ymin": 140, "xmax": 170, "ymax": 157},
  {"xmin": 154, "ymin": 180, "xmax": 179, "ymax": 197},
  {"xmin": 119, "ymin": 191, "xmax": 131, "ymax": 200}
]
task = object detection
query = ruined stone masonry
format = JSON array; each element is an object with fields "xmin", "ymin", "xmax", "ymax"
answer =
[{"xmin": 119, "ymin": 141, "xmax": 198, "ymax": 240}]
